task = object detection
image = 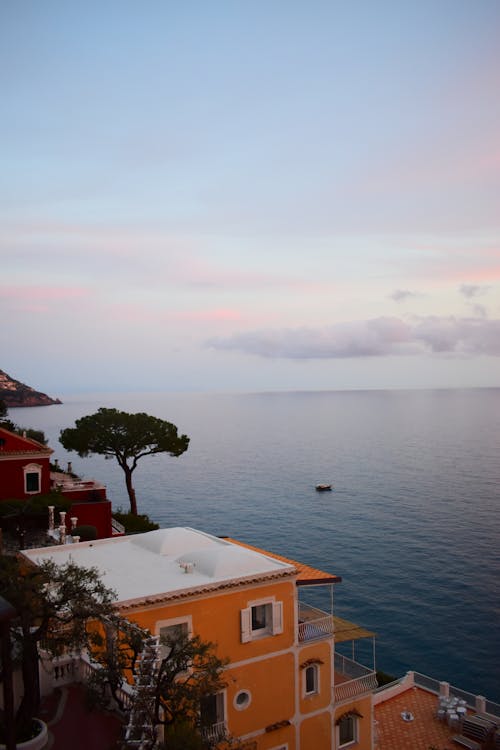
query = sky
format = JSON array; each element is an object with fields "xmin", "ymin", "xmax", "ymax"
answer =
[{"xmin": 1, "ymin": 1, "xmax": 499, "ymax": 394}]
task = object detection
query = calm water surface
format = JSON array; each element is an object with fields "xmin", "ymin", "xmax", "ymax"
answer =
[{"xmin": 11, "ymin": 388, "xmax": 500, "ymax": 701}]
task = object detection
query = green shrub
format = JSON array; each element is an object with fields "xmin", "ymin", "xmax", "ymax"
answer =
[
  {"xmin": 112, "ymin": 510, "xmax": 159, "ymax": 534},
  {"xmin": 29, "ymin": 493, "xmax": 71, "ymax": 512},
  {"xmin": 0, "ymin": 499, "xmax": 25, "ymax": 517},
  {"xmin": 0, "ymin": 494, "xmax": 72, "ymax": 532},
  {"xmin": 376, "ymin": 670, "xmax": 397, "ymax": 686},
  {"xmin": 71, "ymin": 525, "xmax": 98, "ymax": 541}
]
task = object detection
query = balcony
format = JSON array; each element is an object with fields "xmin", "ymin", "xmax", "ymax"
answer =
[
  {"xmin": 334, "ymin": 653, "xmax": 378, "ymax": 702},
  {"xmin": 298, "ymin": 602, "xmax": 334, "ymax": 642},
  {"xmin": 200, "ymin": 721, "xmax": 227, "ymax": 744}
]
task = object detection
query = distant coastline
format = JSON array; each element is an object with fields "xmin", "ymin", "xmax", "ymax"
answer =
[{"xmin": 0, "ymin": 368, "xmax": 62, "ymax": 408}]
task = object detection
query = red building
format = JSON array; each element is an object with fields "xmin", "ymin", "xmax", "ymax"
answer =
[
  {"xmin": 0, "ymin": 426, "xmax": 53, "ymax": 499},
  {"xmin": 0, "ymin": 426, "xmax": 114, "ymax": 538}
]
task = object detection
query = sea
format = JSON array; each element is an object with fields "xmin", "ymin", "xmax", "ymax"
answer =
[{"xmin": 9, "ymin": 387, "xmax": 500, "ymax": 702}]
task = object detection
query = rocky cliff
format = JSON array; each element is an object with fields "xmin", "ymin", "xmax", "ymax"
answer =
[{"xmin": 0, "ymin": 369, "xmax": 62, "ymax": 407}]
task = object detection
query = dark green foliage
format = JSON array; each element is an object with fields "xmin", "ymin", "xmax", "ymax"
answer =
[
  {"xmin": 84, "ymin": 617, "xmax": 150, "ymax": 712},
  {"xmin": 0, "ymin": 494, "xmax": 71, "ymax": 520},
  {"xmin": 154, "ymin": 632, "xmax": 228, "ymax": 746},
  {"xmin": 112, "ymin": 510, "xmax": 159, "ymax": 533},
  {"xmin": 0, "ymin": 498, "xmax": 25, "ymax": 517},
  {"xmin": 17, "ymin": 427, "xmax": 47, "ymax": 445},
  {"xmin": 0, "ymin": 396, "xmax": 16, "ymax": 432},
  {"xmin": 376, "ymin": 670, "xmax": 397, "ymax": 686},
  {"xmin": 163, "ymin": 722, "xmax": 205, "ymax": 749},
  {"xmin": 83, "ymin": 625, "xmax": 228, "ymax": 749},
  {"xmin": 71, "ymin": 524, "xmax": 98, "ymax": 540},
  {"xmin": 60, "ymin": 408, "xmax": 189, "ymax": 515},
  {"xmin": 0, "ymin": 556, "xmax": 116, "ymax": 737},
  {"xmin": 0, "ymin": 401, "xmax": 47, "ymax": 444}
]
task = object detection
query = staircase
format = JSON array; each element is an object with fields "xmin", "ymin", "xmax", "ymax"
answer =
[{"xmin": 121, "ymin": 634, "xmax": 162, "ymax": 749}]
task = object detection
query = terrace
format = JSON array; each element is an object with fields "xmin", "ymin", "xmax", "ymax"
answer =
[
  {"xmin": 51, "ymin": 470, "xmax": 106, "ymax": 500},
  {"xmin": 374, "ymin": 671, "xmax": 500, "ymax": 750}
]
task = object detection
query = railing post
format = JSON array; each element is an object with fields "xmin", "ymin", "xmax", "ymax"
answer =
[
  {"xmin": 475, "ymin": 696, "xmax": 486, "ymax": 713},
  {"xmin": 440, "ymin": 681, "xmax": 450, "ymax": 698}
]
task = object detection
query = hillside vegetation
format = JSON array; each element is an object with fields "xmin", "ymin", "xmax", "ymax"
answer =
[{"xmin": 0, "ymin": 369, "xmax": 61, "ymax": 407}]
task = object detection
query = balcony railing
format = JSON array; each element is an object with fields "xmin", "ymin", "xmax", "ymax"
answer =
[
  {"xmin": 298, "ymin": 602, "xmax": 334, "ymax": 642},
  {"xmin": 334, "ymin": 653, "xmax": 378, "ymax": 702},
  {"xmin": 112, "ymin": 517, "xmax": 126, "ymax": 535},
  {"xmin": 201, "ymin": 721, "xmax": 227, "ymax": 743},
  {"xmin": 40, "ymin": 650, "xmax": 135, "ymax": 710},
  {"xmin": 53, "ymin": 479, "xmax": 105, "ymax": 492}
]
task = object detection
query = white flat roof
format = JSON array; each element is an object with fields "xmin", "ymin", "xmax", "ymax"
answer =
[{"xmin": 23, "ymin": 527, "xmax": 296, "ymax": 605}]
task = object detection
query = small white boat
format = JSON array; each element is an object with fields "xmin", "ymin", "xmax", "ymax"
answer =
[{"xmin": 315, "ymin": 484, "xmax": 332, "ymax": 492}]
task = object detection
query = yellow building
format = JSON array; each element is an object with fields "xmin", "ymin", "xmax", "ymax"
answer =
[{"xmin": 25, "ymin": 527, "xmax": 377, "ymax": 749}]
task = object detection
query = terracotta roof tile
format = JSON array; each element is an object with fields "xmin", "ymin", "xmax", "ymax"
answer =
[{"xmin": 223, "ymin": 537, "xmax": 341, "ymax": 585}]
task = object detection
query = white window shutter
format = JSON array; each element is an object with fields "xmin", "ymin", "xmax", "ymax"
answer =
[
  {"xmin": 272, "ymin": 601, "xmax": 284, "ymax": 635},
  {"xmin": 240, "ymin": 607, "xmax": 251, "ymax": 643}
]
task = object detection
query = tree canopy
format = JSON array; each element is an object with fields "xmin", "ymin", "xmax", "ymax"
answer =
[
  {"xmin": 0, "ymin": 400, "xmax": 47, "ymax": 444},
  {"xmin": 59, "ymin": 408, "xmax": 189, "ymax": 515},
  {"xmin": 0, "ymin": 556, "xmax": 116, "ymax": 737},
  {"xmin": 155, "ymin": 632, "xmax": 227, "ymax": 742}
]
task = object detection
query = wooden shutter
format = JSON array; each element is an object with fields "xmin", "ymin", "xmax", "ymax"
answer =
[
  {"xmin": 240, "ymin": 608, "xmax": 251, "ymax": 643},
  {"xmin": 272, "ymin": 601, "xmax": 283, "ymax": 635}
]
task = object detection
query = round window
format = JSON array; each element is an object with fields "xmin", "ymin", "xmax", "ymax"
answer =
[{"xmin": 234, "ymin": 690, "xmax": 251, "ymax": 710}]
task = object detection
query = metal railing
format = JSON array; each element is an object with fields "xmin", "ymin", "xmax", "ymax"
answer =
[
  {"xmin": 412, "ymin": 672, "xmax": 500, "ymax": 718},
  {"xmin": 112, "ymin": 517, "xmax": 126, "ymax": 535},
  {"xmin": 201, "ymin": 720, "xmax": 227, "ymax": 743},
  {"xmin": 53, "ymin": 479, "xmax": 105, "ymax": 492},
  {"xmin": 334, "ymin": 653, "xmax": 378, "ymax": 702},
  {"xmin": 298, "ymin": 602, "xmax": 334, "ymax": 642},
  {"xmin": 374, "ymin": 671, "xmax": 500, "ymax": 718}
]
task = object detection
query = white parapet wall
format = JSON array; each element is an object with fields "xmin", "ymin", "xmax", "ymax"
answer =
[{"xmin": 373, "ymin": 671, "xmax": 416, "ymax": 705}]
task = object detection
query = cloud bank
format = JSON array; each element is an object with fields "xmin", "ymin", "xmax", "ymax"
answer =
[
  {"xmin": 389, "ymin": 289, "xmax": 419, "ymax": 303},
  {"xmin": 209, "ymin": 316, "xmax": 500, "ymax": 359},
  {"xmin": 459, "ymin": 284, "xmax": 490, "ymax": 299}
]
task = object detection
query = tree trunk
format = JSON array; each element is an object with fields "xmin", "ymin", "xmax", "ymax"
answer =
[
  {"xmin": 16, "ymin": 635, "xmax": 40, "ymax": 731},
  {"xmin": 124, "ymin": 466, "xmax": 138, "ymax": 515}
]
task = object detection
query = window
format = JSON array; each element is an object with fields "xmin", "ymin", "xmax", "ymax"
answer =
[
  {"xmin": 252, "ymin": 603, "xmax": 272, "ymax": 632},
  {"xmin": 157, "ymin": 616, "xmax": 191, "ymax": 659},
  {"xmin": 338, "ymin": 714, "xmax": 358, "ymax": 747},
  {"xmin": 234, "ymin": 690, "xmax": 251, "ymax": 710},
  {"xmin": 26, "ymin": 473, "xmax": 40, "ymax": 492},
  {"xmin": 23, "ymin": 463, "xmax": 41, "ymax": 494},
  {"xmin": 240, "ymin": 599, "xmax": 283, "ymax": 642},
  {"xmin": 304, "ymin": 664, "xmax": 319, "ymax": 696},
  {"xmin": 200, "ymin": 691, "xmax": 226, "ymax": 742}
]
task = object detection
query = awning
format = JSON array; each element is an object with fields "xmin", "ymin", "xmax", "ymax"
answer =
[{"xmin": 334, "ymin": 615, "xmax": 375, "ymax": 642}]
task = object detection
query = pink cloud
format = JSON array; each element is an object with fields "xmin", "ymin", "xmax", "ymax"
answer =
[
  {"xmin": 103, "ymin": 302, "xmax": 249, "ymax": 327},
  {"xmin": 0, "ymin": 285, "xmax": 91, "ymax": 313},
  {"xmin": 392, "ymin": 245, "xmax": 500, "ymax": 285},
  {"xmin": 0, "ymin": 285, "xmax": 89, "ymax": 302},
  {"xmin": 173, "ymin": 308, "xmax": 244, "ymax": 323},
  {"xmin": 172, "ymin": 256, "xmax": 332, "ymax": 293}
]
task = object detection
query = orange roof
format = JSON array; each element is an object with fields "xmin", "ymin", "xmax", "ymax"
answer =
[
  {"xmin": 375, "ymin": 685, "xmax": 466, "ymax": 750},
  {"xmin": 223, "ymin": 537, "xmax": 341, "ymax": 585}
]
